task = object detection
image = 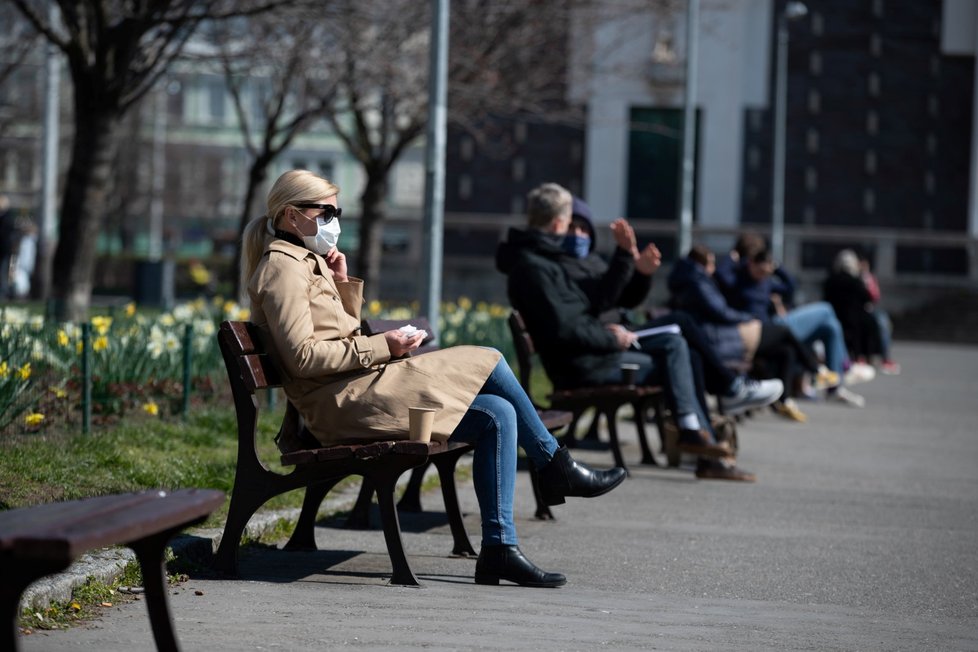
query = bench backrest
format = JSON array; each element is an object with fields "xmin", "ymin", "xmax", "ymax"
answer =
[
  {"xmin": 218, "ymin": 321, "xmax": 283, "ymax": 394},
  {"xmin": 507, "ymin": 310, "xmax": 537, "ymax": 393}
]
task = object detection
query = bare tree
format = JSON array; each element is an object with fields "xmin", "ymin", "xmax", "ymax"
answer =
[
  {"xmin": 7, "ymin": 0, "xmax": 292, "ymax": 321},
  {"xmin": 206, "ymin": 7, "xmax": 346, "ymax": 300}
]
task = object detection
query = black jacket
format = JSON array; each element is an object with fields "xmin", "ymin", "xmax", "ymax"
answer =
[{"xmin": 496, "ymin": 227, "xmax": 625, "ymax": 389}]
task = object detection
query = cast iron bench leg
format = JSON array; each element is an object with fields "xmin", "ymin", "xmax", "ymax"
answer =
[
  {"xmin": 284, "ymin": 478, "xmax": 343, "ymax": 551},
  {"xmin": 431, "ymin": 451, "xmax": 477, "ymax": 557},
  {"xmin": 129, "ymin": 528, "xmax": 187, "ymax": 652},
  {"xmin": 396, "ymin": 463, "xmax": 428, "ymax": 513},
  {"xmin": 214, "ymin": 483, "xmax": 271, "ymax": 575},
  {"xmin": 633, "ymin": 399, "xmax": 659, "ymax": 466},
  {"xmin": 373, "ymin": 468, "xmax": 420, "ymax": 587},
  {"xmin": 3, "ymin": 560, "xmax": 69, "ymax": 652},
  {"xmin": 346, "ymin": 478, "xmax": 375, "ymax": 530},
  {"xmin": 603, "ymin": 407, "xmax": 629, "ymax": 474}
]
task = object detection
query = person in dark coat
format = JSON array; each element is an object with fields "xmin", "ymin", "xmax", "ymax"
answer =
[
  {"xmin": 497, "ymin": 182, "xmax": 755, "ymax": 481},
  {"xmin": 0, "ymin": 195, "xmax": 16, "ymax": 300},
  {"xmin": 823, "ymin": 249, "xmax": 882, "ymax": 363}
]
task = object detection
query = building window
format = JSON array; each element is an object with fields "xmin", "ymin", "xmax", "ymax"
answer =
[
  {"xmin": 805, "ymin": 167, "xmax": 818, "ymax": 192},
  {"xmin": 872, "ymin": 0, "xmax": 884, "ymax": 18},
  {"xmin": 924, "ymin": 171, "xmax": 935, "ymax": 194},
  {"xmin": 806, "ymin": 128, "xmax": 819, "ymax": 154},
  {"xmin": 511, "ymin": 195, "xmax": 524, "ymax": 216},
  {"xmin": 458, "ymin": 174, "xmax": 472, "ymax": 200},
  {"xmin": 748, "ymin": 146, "xmax": 761, "ymax": 170},
  {"xmin": 928, "ymin": 94, "xmax": 939, "ymax": 118},
  {"xmin": 514, "ymin": 122, "xmax": 528, "ymax": 144},
  {"xmin": 868, "ymin": 72, "xmax": 880, "ymax": 97},
  {"xmin": 930, "ymin": 55, "xmax": 940, "ymax": 77},
  {"xmin": 870, "ymin": 34, "xmax": 882, "ymax": 57},
  {"xmin": 808, "ymin": 89, "xmax": 821, "ymax": 115},
  {"xmin": 749, "ymin": 109, "xmax": 763, "ymax": 132},
  {"xmin": 460, "ymin": 136, "xmax": 474, "ymax": 161},
  {"xmin": 866, "ymin": 111, "xmax": 878, "ymax": 136},
  {"xmin": 803, "ymin": 205, "xmax": 816, "ymax": 224},
  {"xmin": 927, "ymin": 134, "xmax": 937, "ymax": 155},
  {"xmin": 865, "ymin": 150, "xmax": 877, "ymax": 175},
  {"xmin": 863, "ymin": 188, "xmax": 875, "ymax": 214},
  {"xmin": 512, "ymin": 157, "xmax": 525, "ymax": 182},
  {"xmin": 809, "ymin": 52, "xmax": 822, "ymax": 76},
  {"xmin": 318, "ymin": 161, "xmax": 334, "ymax": 180},
  {"xmin": 811, "ymin": 12, "xmax": 823, "ymax": 36}
]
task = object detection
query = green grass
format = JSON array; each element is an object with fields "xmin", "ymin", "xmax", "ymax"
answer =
[{"xmin": 0, "ymin": 403, "xmax": 321, "ymax": 526}]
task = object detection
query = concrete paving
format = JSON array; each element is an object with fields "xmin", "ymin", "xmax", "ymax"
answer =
[{"xmin": 19, "ymin": 341, "xmax": 978, "ymax": 651}]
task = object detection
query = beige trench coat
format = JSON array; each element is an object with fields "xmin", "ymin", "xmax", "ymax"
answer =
[{"xmin": 248, "ymin": 238, "xmax": 500, "ymax": 445}]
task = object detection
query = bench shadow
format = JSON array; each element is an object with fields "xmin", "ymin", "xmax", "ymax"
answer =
[{"xmin": 318, "ymin": 506, "xmax": 470, "ymax": 534}]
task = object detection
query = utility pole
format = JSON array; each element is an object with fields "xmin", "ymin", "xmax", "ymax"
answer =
[
  {"xmin": 36, "ymin": 2, "xmax": 60, "ymax": 305},
  {"xmin": 678, "ymin": 0, "xmax": 699, "ymax": 258},
  {"xmin": 421, "ymin": 0, "xmax": 449, "ymax": 335}
]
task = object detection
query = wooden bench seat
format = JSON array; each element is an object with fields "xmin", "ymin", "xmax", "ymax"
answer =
[
  {"xmin": 0, "ymin": 488, "xmax": 224, "ymax": 652},
  {"xmin": 508, "ymin": 310, "xmax": 669, "ymax": 472},
  {"xmin": 214, "ymin": 321, "xmax": 476, "ymax": 587}
]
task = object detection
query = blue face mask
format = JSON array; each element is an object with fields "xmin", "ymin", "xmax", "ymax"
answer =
[{"xmin": 562, "ymin": 234, "xmax": 591, "ymax": 259}]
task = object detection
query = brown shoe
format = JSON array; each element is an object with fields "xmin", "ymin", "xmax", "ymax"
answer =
[
  {"xmin": 678, "ymin": 429, "xmax": 733, "ymax": 458},
  {"xmin": 695, "ymin": 456, "xmax": 756, "ymax": 482}
]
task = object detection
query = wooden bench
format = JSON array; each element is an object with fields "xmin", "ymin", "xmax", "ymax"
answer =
[
  {"xmin": 508, "ymin": 310, "xmax": 668, "ymax": 472},
  {"xmin": 214, "ymin": 321, "xmax": 476, "ymax": 587},
  {"xmin": 353, "ymin": 318, "xmax": 572, "ymax": 523},
  {"xmin": 0, "ymin": 488, "xmax": 224, "ymax": 652}
]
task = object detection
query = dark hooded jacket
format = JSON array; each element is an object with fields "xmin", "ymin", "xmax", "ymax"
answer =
[
  {"xmin": 667, "ymin": 257, "xmax": 755, "ymax": 363},
  {"xmin": 495, "ymin": 227, "xmax": 624, "ymax": 389},
  {"xmin": 560, "ymin": 201, "xmax": 652, "ymax": 316}
]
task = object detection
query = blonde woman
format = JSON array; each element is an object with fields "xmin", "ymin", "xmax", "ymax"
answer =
[{"xmin": 242, "ymin": 170, "xmax": 625, "ymax": 588}]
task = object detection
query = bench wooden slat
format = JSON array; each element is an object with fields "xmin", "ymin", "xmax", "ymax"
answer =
[
  {"xmin": 0, "ymin": 490, "xmax": 224, "ymax": 561},
  {"xmin": 237, "ymin": 353, "xmax": 283, "ymax": 392}
]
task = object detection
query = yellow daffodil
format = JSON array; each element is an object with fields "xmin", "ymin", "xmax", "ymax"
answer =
[
  {"xmin": 458, "ymin": 296, "xmax": 473, "ymax": 311},
  {"xmin": 125, "ymin": 302, "xmax": 136, "ymax": 317},
  {"xmin": 93, "ymin": 335, "xmax": 109, "ymax": 352},
  {"xmin": 142, "ymin": 401, "xmax": 159, "ymax": 416},
  {"xmin": 91, "ymin": 315, "xmax": 112, "ymax": 335},
  {"xmin": 368, "ymin": 300, "xmax": 382, "ymax": 315},
  {"xmin": 0, "ymin": 361, "xmax": 8, "ymax": 379},
  {"xmin": 76, "ymin": 340, "xmax": 83, "ymax": 355},
  {"xmin": 159, "ymin": 314, "xmax": 175, "ymax": 326},
  {"xmin": 49, "ymin": 386, "xmax": 67, "ymax": 399},
  {"xmin": 24, "ymin": 413, "xmax": 45, "ymax": 427},
  {"xmin": 16, "ymin": 363, "xmax": 30, "ymax": 380},
  {"xmin": 57, "ymin": 329, "xmax": 70, "ymax": 347}
]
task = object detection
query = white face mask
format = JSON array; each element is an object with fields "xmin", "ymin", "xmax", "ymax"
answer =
[{"xmin": 301, "ymin": 216, "xmax": 341, "ymax": 255}]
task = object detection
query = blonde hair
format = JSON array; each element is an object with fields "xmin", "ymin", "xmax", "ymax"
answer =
[
  {"xmin": 241, "ymin": 170, "xmax": 340, "ymax": 282},
  {"xmin": 833, "ymin": 248, "xmax": 860, "ymax": 277},
  {"xmin": 526, "ymin": 182, "xmax": 572, "ymax": 229}
]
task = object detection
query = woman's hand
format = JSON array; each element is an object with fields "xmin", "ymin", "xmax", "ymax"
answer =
[
  {"xmin": 384, "ymin": 329, "xmax": 425, "ymax": 357},
  {"xmin": 323, "ymin": 247, "xmax": 348, "ymax": 282}
]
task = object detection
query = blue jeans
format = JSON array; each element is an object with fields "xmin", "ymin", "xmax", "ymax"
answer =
[
  {"xmin": 776, "ymin": 302, "xmax": 847, "ymax": 374},
  {"xmin": 449, "ymin": 357, "xmax": 559, "ymax": 546},
  {"xmin": 591, "ymin": 333, "xmax": 714, "ymax": 437},
  {"xmin": 871, "ymin": 308, "xmax": 892, "ymax": 359}
]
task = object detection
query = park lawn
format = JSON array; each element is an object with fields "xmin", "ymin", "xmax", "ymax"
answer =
[{"xmin": 0, "ymin": 404, "xmax": 328, "ymax": 527}]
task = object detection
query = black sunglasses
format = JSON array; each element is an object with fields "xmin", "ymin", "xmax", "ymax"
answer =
[{"xmin": 294, "ymin": 203, "xmax": 342, "ymax": 223}]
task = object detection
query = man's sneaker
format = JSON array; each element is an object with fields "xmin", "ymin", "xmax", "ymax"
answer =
[
  {"xmin": 813, "ymin": 365, "xmax": 840, "ymax": 391},
  {"xmin": 844, "ymin": 362, "xmax": 876, "ymax": 386},
  {"xmin": 828, "ymin": 386, "xmax": 865, "ymax": 408},
  {"xmin": 719, "ymin": 377, "xmax": 783, "ymax": 416},
  {"xmin": 772, "ymin": 398, "xmax": 808, "ymax": 422},
  {"xmin": 880, "ymin": 360, "xmax": 901, "ymax": 375}
]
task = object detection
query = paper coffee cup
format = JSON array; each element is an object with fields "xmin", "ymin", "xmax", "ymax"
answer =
[
  {"xmin": 408, "ymin": 407, "xmax": 437, "ymax": 443},
  {"xmin": 620, "ymin": 363, "xmax": 640, "ymax": 385}
]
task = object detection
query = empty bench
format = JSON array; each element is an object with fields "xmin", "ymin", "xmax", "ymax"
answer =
[
  {"xmin": 214, "ymin": 321, "xmax": 476, "ymax": 587},
  {"xmin": 0, "ymin": 488, "xmax": 224, "ymax": 652}
]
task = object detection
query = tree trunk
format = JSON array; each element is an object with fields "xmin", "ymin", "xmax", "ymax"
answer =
[
  {"xmin": 356, "ymin": 169, "xmax": 388, "ymax": 302},
  {"xmin": 232, "ymin": 157, "xmax": 271, "ymax": 303},
  {"xmin": 51, "ymin": 102, "xmax": 122, "ymax": 322}
]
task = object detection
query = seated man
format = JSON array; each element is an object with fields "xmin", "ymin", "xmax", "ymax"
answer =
[
  {"xmin": 496, "ymin": 182, "xmax": 763, "ymax": 481},
  {"xmin": 714, "ymin": 232, "xmax": 868, "ymax": 407},
  {"xmin": 560, "ymin": 197, "xmax": 781, "ymax": 419}
]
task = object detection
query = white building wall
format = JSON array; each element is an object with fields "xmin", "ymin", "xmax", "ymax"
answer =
[{"xmin": 571, "ymin": 0, "xmax": 772, "ymax": 230}]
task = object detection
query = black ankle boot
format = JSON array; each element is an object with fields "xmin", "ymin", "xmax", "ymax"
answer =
[
  {"xmin": 537, "ymin": 446, "xmax": 627, "ymax": 506},
  {"xmin": 474, "ymin": 545, "xmax": 566, "ymax": 588}
]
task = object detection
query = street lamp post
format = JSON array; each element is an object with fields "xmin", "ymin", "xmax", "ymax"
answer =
[
  {"xmin": 771, "ymin": 1, "xmax": 807, "ymax": 264},
  {"xmin": 678, "ymin": 0, "xmax": 700, "ymax": 258}
]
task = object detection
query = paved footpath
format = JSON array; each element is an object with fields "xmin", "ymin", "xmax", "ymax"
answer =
[{"xmin": 21, "ymin": 342, "xmax": 978, "ymax": 651}]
